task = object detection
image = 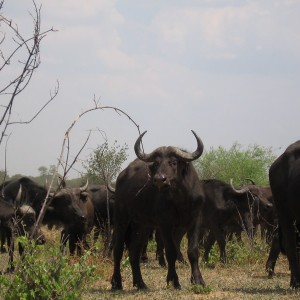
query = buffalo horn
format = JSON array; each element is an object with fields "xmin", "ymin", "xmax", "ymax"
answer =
[
  {"xmin": 230, "ymin": 179, "xmax": 248, "ymax": 194},
  {"xmin": 80, "ymin": 179, "xmax": 89, "ymax": 192},
  {"xmin": 106, "ymin": 183, "xmax": 115, "ymax": 194},
  {"xmin": 15, "ymin": 184, "xmax": 22, "ymax": 205},
  {"xmin": 134, "ymin": 130, "xmax": 204, "ymax": 162}
]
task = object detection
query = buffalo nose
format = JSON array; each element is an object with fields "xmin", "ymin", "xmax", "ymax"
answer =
[
  {"xmin": 80, "ymin": 215, "xmax": 87, "ymax": 222},
  {"xmin": 153, "ymin": 174, "xmax": 168, "ymax": 188}
]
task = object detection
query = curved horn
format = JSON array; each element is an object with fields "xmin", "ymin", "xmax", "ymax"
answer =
[
  {"xmin": 230, "ymin": 179, "xmax": 248, "ymax": 194},
  {"xmin": 171, "ymin": 130, "xmax": 204, "ymax": 162},
  {"xmin": 106, "ymin": 183, "xmax": 115, "ymax": 194},
  {"xmin": 15, "ymin": 184, "xmax": 22, "ymax": 205},
  {"xmin": 134, "ymin": 130, "xmax": 204, "ymax": 162},
  {"xmin": 80, "ymin": 179, "xmax": 89, "ymax": 192},
  {"xmin": 134, "ymin": 131, "xmax": 153, "ymax": 162}
]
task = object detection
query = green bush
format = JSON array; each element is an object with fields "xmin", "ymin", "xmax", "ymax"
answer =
[
  {"xmin": 201, "ymin": 234, "xmax": 269, "ymax": 267},
  {"xmin": 0, "ymin": 236, "xmax": 96, "ymax": 300}
]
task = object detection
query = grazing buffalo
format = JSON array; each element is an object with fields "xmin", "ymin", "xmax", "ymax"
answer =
[
  {"xmin": 111, "ymin": 130, "xmax": 206, "ymax": 290},
  {"xmin": 87, "ymin": 184, "xmax": 114, "ymax": 256},
  {"xmin": 200, "ymin": 179, "xmax": 273, "ymax": 263},
  {"xmin": 268, "ymin": 140, "xmax": 300, "ymax": 288},
  {"xmin": 0, "ymin": 186, "xmax": 45, "ymax": 273},
  {"xmin": 51, "ymin": 182, "xmax": 95, "ymax": 255},
  {"xmin": 0, "ymin": 177, "xmax": 92, "ymax": 255}
]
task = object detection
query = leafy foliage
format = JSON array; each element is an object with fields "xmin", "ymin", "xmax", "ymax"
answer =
[
  {"xmin": 84, "ymin": 141, "xmax": 128, "ymax": 184},
  {"xmin": 0, "ymin": 236, "xmax": 96, "ymax": 300},
  {"xmin": 194, "ymin": 142, "xmax": 276, "ymax": 185}
]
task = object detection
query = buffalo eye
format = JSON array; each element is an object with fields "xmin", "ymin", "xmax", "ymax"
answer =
[{"xmin": 169, "ymin": 159, "xmax": 177, "ymax": 167}]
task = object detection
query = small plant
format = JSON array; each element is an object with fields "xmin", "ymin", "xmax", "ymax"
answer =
[
  {"xmin": 121, "ymin": 256, "xmax": 131, "ymax": 269},
  {"xmin": 0, "ymin": 236, "xmax": 97, "ymax": 300},
  {"xmin": 190, "ymin": 284, "xmax": 212, "ymax": 294}
]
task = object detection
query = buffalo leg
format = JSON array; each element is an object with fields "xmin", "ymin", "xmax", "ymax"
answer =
[
  {"xmin": 128, "ymin": 224, "xmax": 149, "ymax": 289},
  {"xmin": 279, "ymin": 217, "xmax": 300, "ymax": 288},
  {"xmin": 111, "ymin": 223, "xmax": 128, "ymax": 290},
  {"xmin": 160, "ymin": 225, "xmax": 180, "ymax": 289},
  {"xmin": 173, "ymin": 227, "xmax": 185, "ymax": 263},
  {"xmin": 203, "ymin": 230, "xmax": 216, "ymax": 262},
  {"xmin": 155, "ymin": 229, "xmax": 166, "ymax": 267},
  {"xmin": 266, "ymin": 228, "xmax": 280, "ymax": 278},
  {"xmin": 187, "ymin": 223, "xmax": 206, "ymax": 287}
]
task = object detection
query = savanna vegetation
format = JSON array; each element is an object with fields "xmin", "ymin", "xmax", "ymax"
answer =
[{"xmin": 0, "ymin": 228, "xmax": 299, "ymax": 300}]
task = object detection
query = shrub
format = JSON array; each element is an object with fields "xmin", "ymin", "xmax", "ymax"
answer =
[{"xmin": 0, "ymin": 236, "xmax": 97, "ymax": 300}]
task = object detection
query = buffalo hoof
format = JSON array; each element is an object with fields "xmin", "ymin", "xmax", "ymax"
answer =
[
  {"xmin": 167, "ymin": 275, "xmax": 181, "ymax": 289},
  {"xmin": 5, "ymin": 267, "xmax": 14, "ymax": 274},
  {"xmin": 158, "ymin": 257, "xmax": 166, "ymax": 267},
  {"xmin": 191, "ymin": 276, "xmax": 206, "ymax": 287},
  {"xmin": 290, "ymin": 277, "xmax": 300, "ymax": 289},
  {"xmin": 140, "ymin": 256, "xmax": 148, "ymax": 263},
  {"xmin": 133, "ymin": 280, "xmax": 148, "ymax": 290},
  {"xmin": 111, "ymin": 277, "xmax": 123, "ymax": 290}
]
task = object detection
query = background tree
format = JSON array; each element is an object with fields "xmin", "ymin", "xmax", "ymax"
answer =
[
  {"xmin": 38, "ymin": 166, "xmax": 48, "ymax": 177},
  {"xmin": 0, "ymin": 170, "xmax": 9, "ymax": 183},
  {"xmin": 194, "ymin": 142, "xmax": 276, "ymax": 185},
  {"xmin": 84, "ymin": 140, "xmax": 128, "ymax": 184}
]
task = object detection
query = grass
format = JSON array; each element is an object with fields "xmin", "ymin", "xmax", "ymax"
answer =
[{"xmin": 1, "ymin": 228, "xmax": 300, "ymax": 299}]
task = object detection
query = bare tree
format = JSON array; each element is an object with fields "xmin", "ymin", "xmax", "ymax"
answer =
[{"xmin": 0, "ymin": 0, "xmax": 58, "ymax": 173}]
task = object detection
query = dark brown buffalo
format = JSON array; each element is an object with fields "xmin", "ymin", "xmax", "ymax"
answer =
[
  {"xmin": 0, "ymin": 177, "xmax": 91, "ymax": 255},
  {"xmin": 87, "ymin": 184, "xmax": 114, "ymax": 256},
  {"xmin": 111, "ymin": 130, "xmax": 206, "ymax": 290},
  {"xmin": 0, "ymin": 186, "xmax": 45, "ymax": 273},
  {"xmin": 200, "ymin": 179, "xmax": 273, "ymax": 263},
  {"xmin": 48, "ymin": 182, "xmax": 95, "ymax": 255},
  {"xmin": 268, "ymin": 140, "xmax": 300, "ymax": 288}
]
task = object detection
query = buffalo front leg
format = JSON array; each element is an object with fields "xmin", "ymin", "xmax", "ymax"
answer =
[
  {"xmin": 155, "ymin": 229, "xmax": 166, "ymax": 267},
  {"xmin": 128, "ymin": 225, "xmax": 149, "ymax": 289},
  {"xmin": 187, "ymin": 224, "xmax": 206, "ymax": 287},
  {"xmin": 160, "ymin": 225, "xmax": 181, "ymax": 289}
]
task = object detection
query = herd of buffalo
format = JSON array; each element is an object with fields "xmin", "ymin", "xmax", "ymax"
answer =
[{"xmin": 0, "ymin": 130, "xmax": 300, "ymax": 290}]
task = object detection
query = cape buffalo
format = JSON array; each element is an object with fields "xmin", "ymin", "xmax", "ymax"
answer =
[
  {"xmin": 0, "ymin": 186, "xmax": 45, "ymax": 273},
  {"xmin": 0, "ymin": 177, "xmax": 92, "ymax": 255},
  {"xmin": 111, "ymin": 130, "xmax": 206, "ymax": 290},
  {"xmin": 87, "ymin": 184, "xmax": 114, "ymax": 256},
  {"xmin": 51, "ymin": 182, "xmax": 95, "ymax": 255},
  {"xmin": 200, "ymin": 179, "xmax": 273, "ymax": 263},
  {"xmin": 268, "ymin": 140, "xmax": 300, "ymax": 288}
]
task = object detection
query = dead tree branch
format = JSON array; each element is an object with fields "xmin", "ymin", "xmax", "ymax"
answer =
[
  {"xmin": 0, "ymin": 0, "xmax": 57, "ymax": 146},
  {"xmin": 33, "ymin": 101, "xmax": 142, "ymax": 237}
]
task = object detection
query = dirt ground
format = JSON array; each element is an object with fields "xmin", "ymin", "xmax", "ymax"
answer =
[{"xmin": 83, "ymin": 250, "xmax": 299, "ymax": 300}]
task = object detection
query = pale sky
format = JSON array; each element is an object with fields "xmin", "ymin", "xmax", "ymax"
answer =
[{"xmin": 1, "ymin": 0, "xmax": 300, "ymax": 179}]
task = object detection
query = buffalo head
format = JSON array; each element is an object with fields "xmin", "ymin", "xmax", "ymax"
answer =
[
  {"xmin": 134, "ymin": 130, "xmax": 204, "ymax": 190},
  {"xmin": 16, "ymin": 204, "xmax": 46, "ymax": 245}
]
